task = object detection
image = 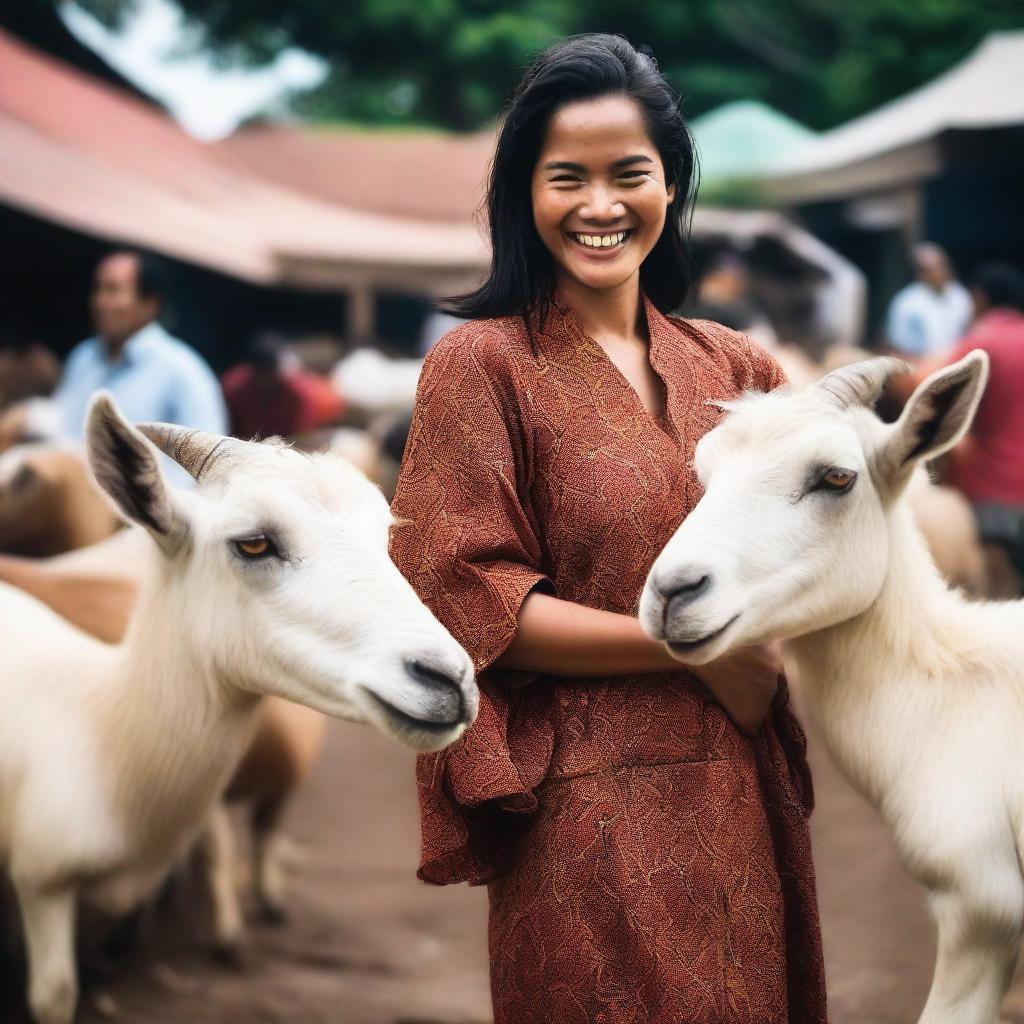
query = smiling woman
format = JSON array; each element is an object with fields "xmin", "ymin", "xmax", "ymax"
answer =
[
  {"xmin": 532, "ymin": 106, "xmax": 675, "ymax": 289},
  {"xmin": 391, "ymin": 33, "xmax": 827, "ymax": 1024}
]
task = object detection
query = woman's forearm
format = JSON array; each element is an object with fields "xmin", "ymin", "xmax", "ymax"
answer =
[
  {"xmin": 495, "ymin": 591, "xmax": 782, "ymax": 736},
  {"xmin": 494, "ymin": 591, "xmax": 679, "ymax": 676}
]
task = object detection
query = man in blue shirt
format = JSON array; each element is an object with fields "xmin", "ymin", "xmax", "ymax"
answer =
[
  {"xmin": 885, "ymin": 243, "xmax": 972, "ymax": 359},
  {"xmin": 56, "ymin": 250, "xmax": 227, "ymax": 446}
]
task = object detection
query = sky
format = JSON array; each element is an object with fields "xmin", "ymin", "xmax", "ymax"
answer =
[{"xmin": 59, "ymin": 0, "xmax": 327, "ymax": 140}]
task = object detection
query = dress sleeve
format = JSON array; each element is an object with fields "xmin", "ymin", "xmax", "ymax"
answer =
[
  {"xmin": 390, "ymin": 327, "xmax": 552, "ymax": 673},
  {"xmin": 390, "ymin": 327, "xmax": 556, "ymax": 885},
  {"xmin": 743, "ymin": 333, "xmax": 789, "ymax": 392},
  {"xmin": 709, "ymin": 323, "xmax": 790, "ymax": 393}
]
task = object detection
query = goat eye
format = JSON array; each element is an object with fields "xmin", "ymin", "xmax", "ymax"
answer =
[
  {"xmin": 819, "ymin": 468, "xmax": 857, "ymax": 492},
  {"xmin": 234, "ymin": 535, "xmax": 274, "ymax": 559}
]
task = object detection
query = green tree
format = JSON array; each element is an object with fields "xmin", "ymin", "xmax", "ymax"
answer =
[
  {"xmin": 580, "ymin": 0, "xmax": 1024, "ymax": 129},
  {"xmin": 71, "ymin": 0, "xmax": 1023, "ymax": 131}
]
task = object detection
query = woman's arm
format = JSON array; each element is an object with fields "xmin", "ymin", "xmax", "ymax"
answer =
[
  {"xmin": 495, "ymin": 591, "xmax": 781, "ymax": 735},
  {"xmin": 495, "ymin": 590, "xmax": 679, "ymax": 675}
]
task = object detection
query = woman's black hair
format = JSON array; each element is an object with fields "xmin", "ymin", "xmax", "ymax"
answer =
[{"xmin": 440, "ymin": 34, "xmax": 699, "ymax": 321}]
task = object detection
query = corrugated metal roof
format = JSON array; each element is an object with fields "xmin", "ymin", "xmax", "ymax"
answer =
[
  {"xmin": 0, "ymin": 30, "xmax": 488, "ymax": 288},
  {"xmin": 767, "ymin": 31, "xmax": 1024, "ymax": 202}
]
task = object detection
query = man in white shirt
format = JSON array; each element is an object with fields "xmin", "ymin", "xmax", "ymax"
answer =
[
  {"xmin": 55, "ymin": 250, "xmax": 226, "ymax": 438},
  {"xmin": 886, "ymin": 243, "xmax": 972, "ymax": 358}
]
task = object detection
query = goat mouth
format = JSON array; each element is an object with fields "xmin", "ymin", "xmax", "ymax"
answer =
[
  {"xmin": 359, "ymin": 686, "xmax": 463, "ymax": 735},
  {"xmin": 666, "ymin": 614, "xmax": 740, "ymax": 656}
]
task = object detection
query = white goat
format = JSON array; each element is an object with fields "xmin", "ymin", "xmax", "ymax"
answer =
[
  {"xmin": 640, "ymin": 351, "xmax": 1024, "ymax": 1024},
  {"xmin": 0, "ymin": 395, "xmax": 478, "ymax": 1024},
  {"xmin": 0, "ymin": 534, "xmax": 328, "ymax": 957}
]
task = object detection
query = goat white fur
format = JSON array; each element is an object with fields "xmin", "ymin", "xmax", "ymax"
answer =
[
  {"xmin": 0, "ymin": 532, "xmax": 327, "ymax": 956},
  {"xmin": 641, "ymin": 351, "xmax": 1023, "ymax": 1024},
  {"xmin": 0, "ymin": 395, "xmax": 477, "ymax": 1024}
]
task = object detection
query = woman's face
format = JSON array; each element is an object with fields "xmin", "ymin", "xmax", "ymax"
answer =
[{"xmin": 531, "ymin": 94, "xmax": 676, "ymax": 295}]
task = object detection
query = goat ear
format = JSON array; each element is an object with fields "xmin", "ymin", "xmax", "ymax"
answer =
[
  {"xmin": 85, "ymin": 393, "xmax": 188, "ymax": 549},
  {"xmin": 879, "ymin": 350, "xmax": 989, "ymax": 486}
]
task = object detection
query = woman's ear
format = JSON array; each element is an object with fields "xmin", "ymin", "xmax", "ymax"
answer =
[{"xmin": 666, "ymin": 182, "xmax": 677, "ymax": 203}]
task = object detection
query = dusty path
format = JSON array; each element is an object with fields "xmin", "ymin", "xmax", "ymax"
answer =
[{"xmin": 3, "ymin": 711, "xmax": 1023, "ymax": 1023}]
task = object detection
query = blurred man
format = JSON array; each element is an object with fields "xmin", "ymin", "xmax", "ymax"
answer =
[
  {"xmin": 886, "ymin": 242, "xmax": 971, "ymax": 358},
  {"xmin": 895, "ymin": 263, "xmax": 1024, "ymax": 595},
  {"xmin": 0, "ymin": 322, "xmax": 60, "ymax": 410},
  {"xmin": 222, "ymin": 335, "xmax": 343, "ymax": 440},
  {"xmin": 687, "ymin": 250, "xmax": 778, "ymax": 349},
  {"xmin": 55, "ymin": 250, "xmax": 226, "ymax": 439}
]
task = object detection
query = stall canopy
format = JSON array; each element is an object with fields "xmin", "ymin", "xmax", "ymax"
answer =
[
  {"xmin": 765, "ymin": 31, "xmax": 1024, "ymax": 203},
  {"xmin": 690, "ymin": 100, "xmax": 817, "ymax": 181},
  {"xmin": 0, "ymin": 30, "xmax": 488, "ymax": 291}
]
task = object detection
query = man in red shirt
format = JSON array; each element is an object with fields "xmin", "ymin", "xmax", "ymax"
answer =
[
  {"xmin": 222, "ymin": 337, "xmax": 344, "ymax": 440},
  {"xmin": 899, "ymin": 263, "xmax": 1024, "ymax": 594}
]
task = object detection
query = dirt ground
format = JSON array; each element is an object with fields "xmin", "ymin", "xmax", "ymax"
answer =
[{"xmin": 4, "ymin": 705, "xmax": 1024, "ymax": 1024}]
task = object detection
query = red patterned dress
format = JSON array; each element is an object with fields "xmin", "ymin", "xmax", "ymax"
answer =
[{"xmin": 389, "ymin": 294, "xmax": 827, "ymax": 1023}]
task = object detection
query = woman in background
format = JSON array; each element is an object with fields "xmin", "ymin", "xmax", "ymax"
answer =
[{"xmin": 391, "ymin": 34, "xmax": 826, "ymax": 1024}]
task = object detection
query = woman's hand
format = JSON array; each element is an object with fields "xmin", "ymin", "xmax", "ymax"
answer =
[
  {"xmin": 495, "ymin": 593, "xmax": 782, "ymax": 737},
  {"xmin": 691, "ymin": 645, "xmax": 783, "ymax": 738}
]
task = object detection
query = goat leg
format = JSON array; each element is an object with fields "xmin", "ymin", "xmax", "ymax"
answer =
[
  {"xmin": 917, "ymin": 872, "xmax": 1023, "ymax": 1024},
  {"xmin": 251, "ymin": 795, "xmax": 289, "ymax": 925},
  {"xmin": 198, "ymin": 806, "xmax": 246, "ymax": 965},
  {"xmin": 12, "ymin": 880, "xmax": 77, "ymax": 1024}
]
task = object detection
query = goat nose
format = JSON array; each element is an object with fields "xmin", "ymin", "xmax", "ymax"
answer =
[
  {"xmin": 404, "ymin": 658, "xmax": 466, "ymax": 723},
  {"xmin": 662, "ymin": 570, "xmax": 712, "ymax": 622}
]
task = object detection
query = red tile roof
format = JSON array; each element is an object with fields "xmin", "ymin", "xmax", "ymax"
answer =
[
  {"xmin": 0, "ymin": 30, "xmax": 488, "ymax": 288},
  {"xmin": 220, "ymin": 123, "xmax": 495, "ymax": 224}
]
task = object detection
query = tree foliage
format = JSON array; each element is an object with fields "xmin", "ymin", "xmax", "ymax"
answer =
[{"xmin": 73, "ymin": 0, "xmax": 1024, "ymax": 131}]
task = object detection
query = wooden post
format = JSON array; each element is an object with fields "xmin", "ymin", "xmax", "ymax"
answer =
[{"xmin": 346, "ymin": 282, "xmax": 375, "ymax": 342}]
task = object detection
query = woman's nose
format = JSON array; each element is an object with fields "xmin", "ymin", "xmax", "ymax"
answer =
[{"xmin": 579, "ymin": 185, "xmax": 625, "ymax": 222}]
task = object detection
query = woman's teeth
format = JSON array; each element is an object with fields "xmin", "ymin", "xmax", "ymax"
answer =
[{"xmin": 570, "ymin": 230, "xmax": 629, "ymax": 248}]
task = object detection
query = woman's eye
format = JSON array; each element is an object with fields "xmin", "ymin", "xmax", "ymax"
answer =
[
  {"xmin": 818, "ymin": 469, "xmax": 857, "ymax": 492},
  {"xmin": 234, "ymin": 535, "xmax": 275, "ymax": 559}
]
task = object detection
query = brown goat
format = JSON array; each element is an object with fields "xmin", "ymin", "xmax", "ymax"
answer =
[{"xmin": 0, "ymin": 446, "xmax": 120, "ymax": 556}]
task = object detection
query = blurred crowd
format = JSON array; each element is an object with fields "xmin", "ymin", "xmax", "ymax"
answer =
[
  {"xmin": 0, "ymin": 249, "xmax": 424, "ymax": 499},
  {"xmin": 2, "ymin": 244, "xmax": 1024, "ymax": 592}
]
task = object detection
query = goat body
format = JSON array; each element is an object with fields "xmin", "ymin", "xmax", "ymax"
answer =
[
  {"xmin": 788, "ymin": 507, "xmax": 1024, "ymax": 1024},
  {"xmin": 0, "ymin": 445, "xmax": 119, "ymax": 557},
  {"xmin": 0, "ymin": 575, "xmax": 258, "ymax": 914},
  {"xmin": 0, "ymin": 531, "xmax": 327, "ymax": 942},
  {"xmin": 1, "ymin": 396, "xmax": 477, "ymax": 1024},
  {"xmin": 642, "ymin": 352, "xmax": 1022, "ymax": 1023}
]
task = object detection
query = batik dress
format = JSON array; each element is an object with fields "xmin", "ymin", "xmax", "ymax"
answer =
[{"xmin": 389, "ymin": 294, "xmax": 827, "ymax": 1024}]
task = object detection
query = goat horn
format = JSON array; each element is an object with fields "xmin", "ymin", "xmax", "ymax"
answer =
[
  {"xmin": 136, "ymin": 423, "xmax": 245, "ymax": 482},
  {"xmin": 815, "ymin": 356, "xmax": 910, "ymax": 409}
]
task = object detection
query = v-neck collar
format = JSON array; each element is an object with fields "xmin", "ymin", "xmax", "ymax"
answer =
[{"xmin": 537, "ymin": 291, "xmax": 680, "ymax": 442}]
